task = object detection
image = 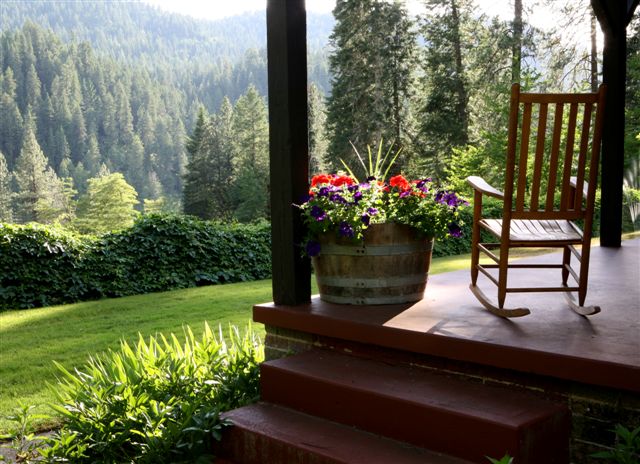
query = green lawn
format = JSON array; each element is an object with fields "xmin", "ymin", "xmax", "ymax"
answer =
[{"xmin": 0, "ymin": 250, "xmax": 542, "ymax": 434}]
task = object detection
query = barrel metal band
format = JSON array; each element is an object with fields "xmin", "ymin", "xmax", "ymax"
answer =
[
  {"xmin": 320, "ymin": 292, "xmax": 425, "ymax": 305},
  {"xmin": 319, "ymin": 240, "xmax": 432, "ymax": 256},
  {"xmin": 316, "ymin": 273, "xmax": 428, "ymax": 289}
]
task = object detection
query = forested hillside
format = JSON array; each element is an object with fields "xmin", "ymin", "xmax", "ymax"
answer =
[
  {"xmin": 0, "ymin": 1, "xmax": 333, "ymax": 95},
  {"xmin": 0, "ymin": 2, "xmax": 333, "ymax": 226}
]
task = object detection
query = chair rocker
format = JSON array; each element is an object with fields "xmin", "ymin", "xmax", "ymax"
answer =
[{"xmin": 467, "ymin": 83, "xmax": 607, "ymax": 318}]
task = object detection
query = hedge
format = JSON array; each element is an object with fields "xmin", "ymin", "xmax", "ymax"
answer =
[
  {"xmin": 2, "ymin": 195, "xmax": 636, "ymax": 310},
  {"xmin": 0, "ymin": 214, "xmax": 271, "ymax": 310}
]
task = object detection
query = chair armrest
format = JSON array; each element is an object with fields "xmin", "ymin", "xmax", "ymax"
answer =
[
  {"xmin": 570, "ymin": 176, "xmax": 589, "ymax": 197},
  {"xmin": 466, "ymin": 176, "xmax": 504, "ymax": 200}
]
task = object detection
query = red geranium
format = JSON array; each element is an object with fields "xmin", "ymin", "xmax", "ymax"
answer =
[
  {"xmin": 389, "ymin": 175, "xmax": 411, "ymax": 191},
  {"xmin": 331, "ymin": 175, "xmax": 355, "ymax": 187},
  {"xmin": 311, "ymin": 174, "xmax": 333, "ymax": 187}
]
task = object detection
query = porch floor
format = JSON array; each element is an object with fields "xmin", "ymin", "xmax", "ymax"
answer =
[{"xmin": 254, "ymin": 238, "xmax": 640, "ymax": 393}]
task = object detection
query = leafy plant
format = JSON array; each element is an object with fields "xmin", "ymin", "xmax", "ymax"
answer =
[
  {"xmin": 341, "ymin": 139, "xmax": 402, "ymax": 182},
  {"xmin": 486, "ymin": 454, "xmax": 514, "ymax": 464},
  {"xmin": 40, "ymin": 323, "xmax": 263, "ymax": 463},
  {"xmin": 591, "ymin": 424, "xmax": 640, "ymax": 464},
  {"xmin": 0, "ymin": 403, "xmax": 49, "ymax": 463}
]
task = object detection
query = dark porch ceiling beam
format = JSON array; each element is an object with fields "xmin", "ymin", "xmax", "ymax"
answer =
[
  {"xmin": 591, "ymin": 0, "xmax": 639, "ymax": 247},
  {"xmin": 266, "ymin": 0, "xmax": 311, "ymax": 305}
]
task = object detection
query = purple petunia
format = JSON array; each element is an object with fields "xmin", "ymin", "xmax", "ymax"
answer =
[
  {"xmin": 353, "ymin": 191, "xmax": 363, "ymax": 203},
  {"xmin": 436, "ymin": 191, "xmax": 464, "ymax": 207},
  {"xmin": 367, "ymin": 207, "xmax": 379, "ymax": 216},
  {"xmin": 330, "ymin": 193, "xmax": 347, "ymax": 204},
  {"xmin": 361, "ymin": 214, "xmax": 370, "ymax": 226},
  {"xmin": 310, "ymin": 205, "xmax": 327, "ymax": 221},
  {"xmin": 305, "ymin": 240, "xmax": 321, "ymax": 257},
  {"xmin": 339, "ymin": 221, "xmax": 355, "ymax": 238},
  {"xmin": 448, "ymin": 223, "xmax": 463, "ymax": 238},
  {"xmin": 317, "ymin": 186, "xmax": 330, "ymax": 197}
]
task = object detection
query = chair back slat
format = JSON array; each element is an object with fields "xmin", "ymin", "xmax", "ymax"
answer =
[
  {"xmin": 545, "ymin": 102, "xmax": 564, "ymax": 210},
  {"xmin": 515, "ymin": 102, "xmax": 532, "ymax": 212},
  {"xmin": 505, "ymin": 84, "xmax": 605, "ymax": 222},
  {"xmin": 529, "ymin": 102, "xmax": 548, "ymax": 211},
  {"xmin": 560, "ymin": 102, "xmax": 579, "ymax": 211},
  {"xmin": 573, "ymin": 102, "xmax": 593, "ymax": 211}
]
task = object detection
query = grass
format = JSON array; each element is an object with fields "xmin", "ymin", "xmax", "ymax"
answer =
[{"xmin": 0, "ymin": 245, "xmax": 587, "ymax": 434}]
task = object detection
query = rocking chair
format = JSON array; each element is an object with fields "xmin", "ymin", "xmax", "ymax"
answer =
[{"xmin": 467, "ymin": 83, "xmax": 607, "ymax": 317}]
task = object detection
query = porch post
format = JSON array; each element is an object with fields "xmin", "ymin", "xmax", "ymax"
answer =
[
  {"xmin": 266, "ymin": 0, "xmax": 311, "ymax": 304},
  {"xmin": 591, "ymin": 0, "xmax": 638, "ymax": 247}
]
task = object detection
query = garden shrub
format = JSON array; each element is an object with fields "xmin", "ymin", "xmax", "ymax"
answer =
[
  {"xmin": 40, "ymin": 323, "xmax": 263, "ymax": 463},
  {"xmin": 0, "ymin": 223, "xmax": 89, "ymax": 309},
  {"xmin": 0, "ymin": 214, "xmax": 271, "ymax": 310}
]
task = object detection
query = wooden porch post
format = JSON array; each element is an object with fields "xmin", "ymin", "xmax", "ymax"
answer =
[
  {"xmin": 266, "ymin": 0, "xmax": 311, "ymax": 305},
  {"xmin": 591, "ymin": 0, "xmax": 639, "ymax": 247}
]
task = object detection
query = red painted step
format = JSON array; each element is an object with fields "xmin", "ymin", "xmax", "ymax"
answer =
[
  {"xmin": 261, "ymin": 349, "xmax": 570, "ymax": 464},
  {"xmin": 218, "ymin": 402, "xmax": 472, "ymax": 464}
]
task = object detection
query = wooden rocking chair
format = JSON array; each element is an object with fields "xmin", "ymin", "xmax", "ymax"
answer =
[{"xmin": 467, "ymin": 83, "xmax": 607, "ymax": 317}]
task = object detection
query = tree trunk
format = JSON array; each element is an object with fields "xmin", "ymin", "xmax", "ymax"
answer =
[
  {"xmin": 450, "ymin": 0, "xmax": 469, "ymax": 144},
  {"xmin": 512, "ymin": 0, "xmax": 523, "ymax": 84},
  {"xmin": 590, "ymin": 9, "xmax": 598, "ymax": 92}
]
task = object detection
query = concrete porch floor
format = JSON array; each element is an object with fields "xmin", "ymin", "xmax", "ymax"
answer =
[{"xmin": 254, "ymin": 238, "xmax": 640, "ymax": 393}]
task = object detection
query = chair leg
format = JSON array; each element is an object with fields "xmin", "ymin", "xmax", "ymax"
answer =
[
  {"xmin": 470, "ymin": 191, "xmax": 482, "ymax": 286},
  {"xmin": 561, "ymin": 246, "xmax": 571, "ymax": 286},
  {"xmin": 563, "ymin": 242, "xmax": 601, "ymax": 316},
  {"xmin": 497, "ymin": 242, "xmax": 510, "ymax": 308},
  {"xmin": 470, "ymin": 243, "xmax": 479, "ymax": 286},
  {"xmin": 578, "ymin": 243, "xmax": 591, "ymax": 307}
]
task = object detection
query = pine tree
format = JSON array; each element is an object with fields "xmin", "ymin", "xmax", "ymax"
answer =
[
  {"xmin": 0, "ymin": 68, "xmax": 24, "ymax": 164},
  {"xmin": 326, "ymin": 0, "xmax": 417, "ymax": 173},
  {"xmin": 0, "ymin": 152, "xmax": 14, "ymax": 222},
  {"xmin": 185, "ymin": 107, "xmax": 208, "ymax": 160},
  {"xmin": 34, "ymin": 170, "xmax": 76, "ymax": 225},
  {"xmin": 183, "ymin": 108, "xmax": 210, "ymax": 217},
  {"xmin": 74, "ymin": 172, "xmax": 139, "ymax": 234},
  {"xmin": 308, "ymin": 83, "xmax": 328, "ymax": 174},
  {"xmin": 83, "ymin": 133, "xmax": 102, "ymax": 176},
  {"xmin": 232, "ymin": 85, "xmax": 269, "ymax": 222},
  {"xmin": 415, "ymin": 0, "xmax": 471, "ymax": 180},
  {"xmin": 204, "ymin": 97, "xmax": 235, "ymax": 219},
  {"xmin": 12, "ymin": 113, "xmax": 55, "ymax": 223}
]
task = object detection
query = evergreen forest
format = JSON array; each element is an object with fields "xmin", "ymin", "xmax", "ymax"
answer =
[{"xmin": 0, "ymin": 0, "xmax": 638, "ymax": 232}]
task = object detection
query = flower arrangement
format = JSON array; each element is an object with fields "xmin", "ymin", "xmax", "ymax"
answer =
[{"xmin": 296, "ymin": 142, "xmax": 467, "ymax": 257}]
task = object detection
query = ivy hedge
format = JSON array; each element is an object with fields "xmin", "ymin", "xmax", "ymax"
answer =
[
  {"xmin": 2, "ymin": 196, "xmax": 636, "ymax": 311},
  {"xmin": 0, "ymin": 214, "xmax": 271, "ymax": 310}
]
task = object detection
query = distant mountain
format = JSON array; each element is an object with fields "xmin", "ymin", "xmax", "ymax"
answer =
[{"xmin": 0, "ymin": 1, "xmax": 334, "ymax": 94}]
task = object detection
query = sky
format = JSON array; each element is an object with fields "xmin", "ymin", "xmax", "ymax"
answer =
[
  {"xmin": 142, "ymin": 0, "xmax": 333, "ymax": 20},
  {"xmin": 142, "ymin": 0, "xmax": 554, "ymax": 27},
  {"xmin": 141, "ymin": 0, "xmax": 596, "ymax": 48}
]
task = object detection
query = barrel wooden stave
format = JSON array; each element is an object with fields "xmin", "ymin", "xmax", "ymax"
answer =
[{"xmin": 312, "ymin": 223, "xmax": 433, "ymax": 305}]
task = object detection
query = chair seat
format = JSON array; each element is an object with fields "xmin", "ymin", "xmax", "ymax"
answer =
[{"xmin": 480, "ymin": 219, "xmax": 583, "ymax": 243}]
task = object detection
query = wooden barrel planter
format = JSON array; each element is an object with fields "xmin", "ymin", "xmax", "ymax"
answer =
[{"xmin": 312, "ymin": 223, "xmax": 434, "ymax": 305}]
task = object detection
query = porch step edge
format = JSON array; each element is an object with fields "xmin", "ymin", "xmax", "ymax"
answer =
[{"xmin": 218, "ymin": 402, "xmax": 472, "ymax": 464}]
